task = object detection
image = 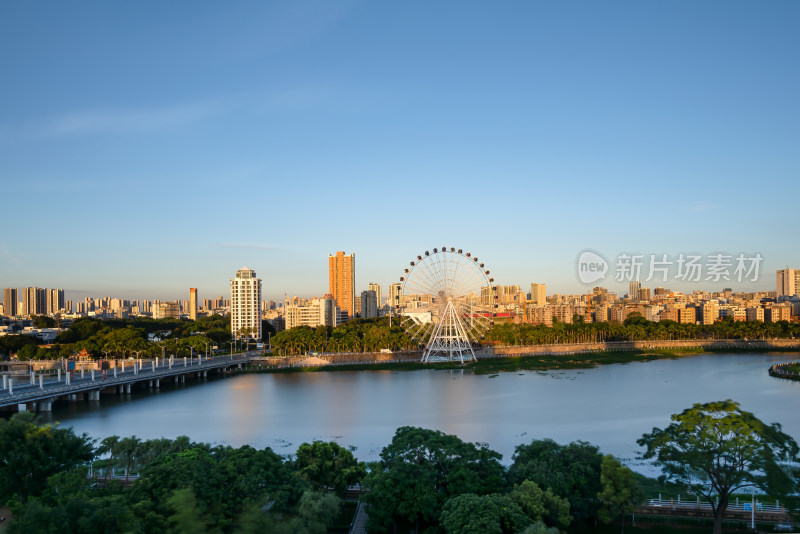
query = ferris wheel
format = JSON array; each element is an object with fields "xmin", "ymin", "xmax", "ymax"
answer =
[{"xmin": 397, "ymin": 247, "xmax": 497, "ymax": 363}]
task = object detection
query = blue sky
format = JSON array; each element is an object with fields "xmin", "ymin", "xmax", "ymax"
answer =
[{"xmin": 1, "ymin": 1, "xmax": 798, "ymax": 302}]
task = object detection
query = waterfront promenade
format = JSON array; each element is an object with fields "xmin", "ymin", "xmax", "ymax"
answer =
[{"xmin": 0, "ymin": 353, "xmax": 253, "ymax": 412}]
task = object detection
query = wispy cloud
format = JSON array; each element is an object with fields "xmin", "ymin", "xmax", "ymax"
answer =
[
  {"xmin": 0, "ymin": 99, "xmax": 229, "ymax": 141},
  {"xmin": 213, "ymin": 243, "xmax": 285, "ymax": 251}
]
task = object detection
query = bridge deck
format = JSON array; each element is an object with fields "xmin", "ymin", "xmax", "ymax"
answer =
[{"xmin": 0, "ymin": 354, "xmax": 252, "ymax": 409}]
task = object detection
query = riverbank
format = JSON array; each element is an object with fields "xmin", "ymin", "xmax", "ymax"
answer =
[
  {"xmin": 769, "ymin": 361, "xmax": 800, "ymax": 382},
  {"xmin": 240, "ymin": 344, "xmax": 800, "ymax": 375}
]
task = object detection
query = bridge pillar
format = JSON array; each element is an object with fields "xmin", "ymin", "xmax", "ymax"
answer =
[
  {"xmin": 180, "ymin": 374, "xmax": 185, "ymax": 382},
  {"xmin": 2, "ymin": 374, "xmax": 6, "ymax": 389},
  {"xmin": 148, "ymin": 380, "xmax": 153, "ymax": 388},
  {"xmin": 17, "ymin": 403, "xmax": 26, "ymax": 412},
  {"xmin": 91, "ymin": 369, "xmax": 95, "ymax": 381},
  {"xmin": 174, "ymin": 376, "xmax": 179, "ymax": 384},
  {"xmin": 203, "ymin": 370, "xmax": 207, "ymax": 378},
  {"xmin": 155, "ymin": 379, "xmax": 160, "ymax": 389},
  {"xmin": 57, "ymin": 369, "xmax": 61, "ymax": 382},
  {"xmin": 39, "ymin": 400, "xmax": 52, "ymax": 412},
  {"xmin": 69, "ymin": 394, "xmax": 77, "ymax": 401},
  {"xmin": 39, "ymin": 375, "xmax": 44, "ymax": 389},
  {"xmin": 89, "ymin": 390, "xmax": 100, "ymax": 401},
  {"xmin": 125, "ymin": 384, "xmax": 131, "ymax": 394}
]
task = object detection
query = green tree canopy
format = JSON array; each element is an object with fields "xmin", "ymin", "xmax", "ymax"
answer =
[
  {"xmin": 439, "ymin": 493, "xmax": 529, "ymax": 534},
  {"xmin": 365, "ymin": 426, "xmax": 506, "ymax": 533},
  {"xmin": 510, "ymin": 480, "xmax": 572, "ymax": 530},
  {"xmin": 294, "ymin": 440, "xmax": 366, "ymax": 495},
  {"xmin": 508, "ymin": 438, "xmax": 603, "ymax": 526},
  {"xmin": 638, "ymin": 399, "xmax": 800, "ymax": 534},
  {"xmin": 0, "ymin": 412, "xmax": 95, "ymax": 505},
  {"xmin": 596, "ymin": 455, "xmax": 644, "ymax": 533}
]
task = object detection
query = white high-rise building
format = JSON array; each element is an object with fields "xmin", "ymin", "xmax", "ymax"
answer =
[
  {"xmin": 230, "ymin": 267, "xmax": 262, "ymax": 340},
  {"xmin": 368, "ymin": 282, "xmax": 382, "ymax": 307},
  {"xmin": 777, "ymin": 268, "xmax": 800, "ymax": 298}
]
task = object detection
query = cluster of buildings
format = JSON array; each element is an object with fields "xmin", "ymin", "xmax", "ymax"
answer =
[{"xmin": 3, "ymin": 263, "xmax": 800, "ymax": 343}]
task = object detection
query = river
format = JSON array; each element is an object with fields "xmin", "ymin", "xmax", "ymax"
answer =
[{"xmin": 40, "ymin": 352, "xmax": 800, "ymax": 468}]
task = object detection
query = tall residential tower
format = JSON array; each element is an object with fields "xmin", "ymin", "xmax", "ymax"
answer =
[
  {"xmin": 329, "ymin": 251, "xmax": 355, "ymax": 319},
  {"xmin": 230, "ymin": 267, "xmax": 262, "ymax": 340}
]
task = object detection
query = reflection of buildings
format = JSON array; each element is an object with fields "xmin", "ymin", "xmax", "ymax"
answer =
[
  {"xmin": 329, "ymin": 251, "xmax": 355, "ymax": 319},
  {"xmin": 230, "ymin": 267, "xmax": 262, "ymax": 340}
]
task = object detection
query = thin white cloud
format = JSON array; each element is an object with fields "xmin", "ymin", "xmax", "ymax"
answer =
[
  {"xmin": 213, "ymin": 243, "xmax": 285, "ymax": 251},
  {"xmin": 1, "ymin": 99, "xmax": 229, "ymax": 141}
]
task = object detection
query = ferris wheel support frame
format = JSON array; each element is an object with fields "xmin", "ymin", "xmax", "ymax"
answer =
[{"xmin": 421, "ymin": 299, "xmax": 476, "ymax": 363}]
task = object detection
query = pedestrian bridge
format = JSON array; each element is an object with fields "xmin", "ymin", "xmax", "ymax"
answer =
[{"xmin": 0, "ymin": 353, "xmax": 253, "ymax": 412}]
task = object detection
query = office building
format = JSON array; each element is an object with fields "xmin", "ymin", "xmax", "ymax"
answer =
[
  {"xmin": 230, "ymin": 267, "xmax": 262, "ymax": 340},
  {"xmin": 21, "ymin": 287, "xmax": 46, "ymax": 316},
  {"xmin": 153, "ymin": 301, "xmax": 180, "ymax": 319},
  {"xmin": 285, "ymin": 296, "xmax": 338, "ymax": 329},
  {"xmin": 46, "ymin": 289, "xmax": 65, "ymax": 315},
  {"xmin": 2, "ymin": 288, "xmax": 17, "ymax": 317},
  {"xmin": 329, "ymin": 251, "xmax": 355, "ymax": 318},
  {"xmin": 629, "ymin": 281, "xmax": 642, "ymax": 300},
  {"xmin": 361, "ymin": 290, "xmax": 378, "ymax": 318},
  {"xmin": 777, "ymin": 268, "xmax": 800, "ymax": 297},
  {"xmin": 368, "ymin": 282, "xmax": 382, "ymax": 307},
  {"xmin": 530, "ymin": 283, "xmax": 546, "ymax": 305},
  {"xmin": 189, "ymin": 288, "xmax": 198, "ymax": 321}
]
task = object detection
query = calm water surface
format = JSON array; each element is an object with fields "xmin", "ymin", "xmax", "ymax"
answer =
[{"xmin": 41, "ymin": 352, "xmax": 800, "ymax": 467}]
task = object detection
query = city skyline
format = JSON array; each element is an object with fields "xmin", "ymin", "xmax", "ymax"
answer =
[{"xmin": 2, "ymin": 2, "xmax": 799, "ymax": 300}]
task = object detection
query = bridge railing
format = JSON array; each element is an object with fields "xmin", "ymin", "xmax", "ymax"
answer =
[{"xmin": 646, "ymin": 497, "xmax": 787, "ymax": 513}]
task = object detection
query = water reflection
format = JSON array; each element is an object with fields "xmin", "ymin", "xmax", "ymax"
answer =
[{"xmin": 33, "ymin": 352, "xmax": 800, "ymax": 470}]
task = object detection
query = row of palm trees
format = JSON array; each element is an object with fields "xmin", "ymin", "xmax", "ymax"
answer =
[
  {"xmin": 486, "ymin": 317, "xmax": 800, "ymax": 346},
  {"xmin": 95, "ymin": 435, "xmax": 193, "ymax": 482},
  {"xmin": 271, "ymin": 321, "xmax": 419, "ymax": 356}
]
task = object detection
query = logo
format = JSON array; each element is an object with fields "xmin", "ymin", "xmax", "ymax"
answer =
[{"xmin": 577, "ymin": 250, "xmax": 609, "ymax": 284}]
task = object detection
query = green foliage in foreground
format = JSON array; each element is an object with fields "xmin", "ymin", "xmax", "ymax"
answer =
[
  {"xmin": 2, "ymin": 399, "xmax": 798, "ymax": 534},
  {"xmin": 638, "ymin": 399, "xmax": 800, "ymax": 534}
]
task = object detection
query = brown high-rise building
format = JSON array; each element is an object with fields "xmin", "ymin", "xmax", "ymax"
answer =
[
  {"xmin": 3, "ymin": 288, "xmax": 17, "ymax": 317},
  {"xmin": 189, "ymin": 288, "xmax": 198, "ymax": 321},
  {"xmin": 328, "ymin": 251, "xmax": 355, "ymax": 319}
]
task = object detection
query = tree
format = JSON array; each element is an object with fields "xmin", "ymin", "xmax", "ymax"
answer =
[
  {"xmin": 510, "ymin": 480, "xmax": 571, "ymax": 530},
  {"xmin": 596, "ymin": 455, "xmax": 643, "ymax": 533},
  {"xmin": 508, "ymin": 439, "xmax": 602, "ymax": 526},
  {"xmin": 439, "ymin": 493, "xmax": 529, "ymax": 534},
  {"xmin": 0, "ymin": 412, "xmax": 95, "ymax": 505},
  {"xmin": 32, "ymin": 315, "xmax": 57, "ymax": 328},
  {"xmin": 294, "ymin": 441, "xmax": 366, "ymax": 495},
  {"xmin": 365, "ymin": 426, "xmax": 505, "ymax": 533},
  {"xmin": 638, "ymin": 400, "xmax": 800, "ymax": 534}
]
